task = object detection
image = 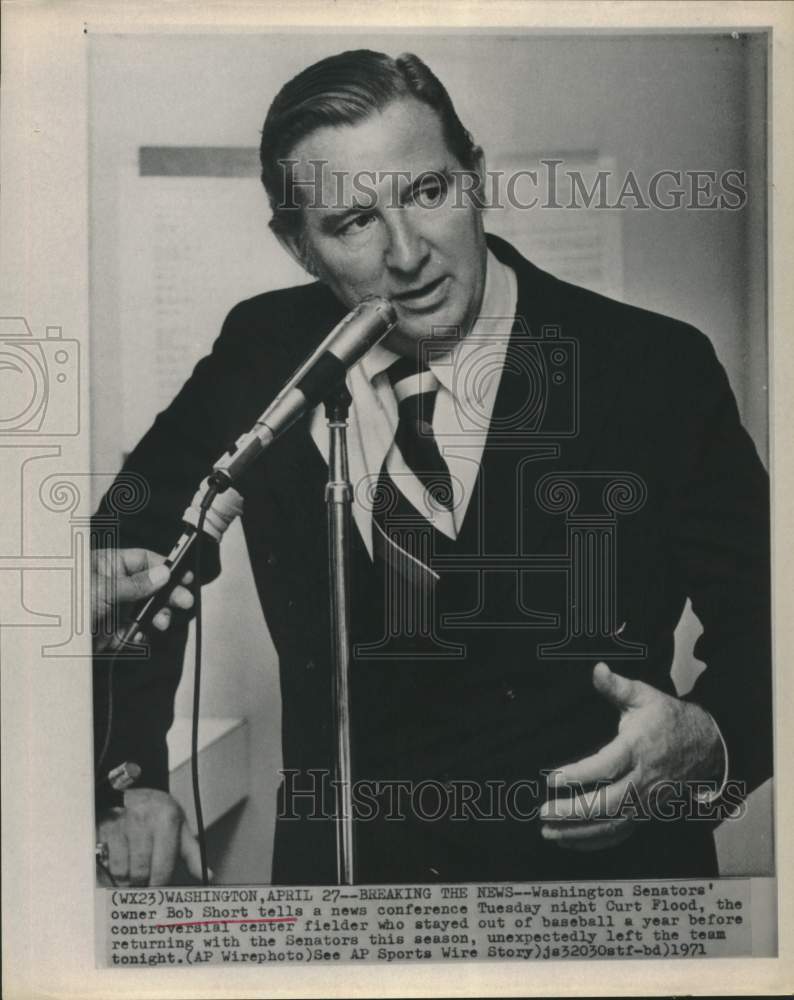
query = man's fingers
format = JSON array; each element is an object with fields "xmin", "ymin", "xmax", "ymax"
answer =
[
  {"xmin": 540, "ymin": 764, "xmax": 642, "ymax": 852},
  {"xmin": 542, "ymin": 817, "xmax": 630, "ymax": 842},
  {"xmin": 105, "ymin": 826, "xmax": 130, "ymax": 882},
  {"xmin": 168, "ymin": 585, "xmax": 194, "ymax": 612},
  {"xmin": 116, "ymin": 562, "xmax": 171, "ymax": 605},
  {"xmin": 540, "ymin": 770, "xmax": 638, "ymax": 823},
  {"xmin": 541, "ymin": 820, "xmax": 635, "ymax": 852},
  {"xmin": 180, "ymin": 824, "xmax": 211, "ymax": 882},
  {"xmin": 152, "ymin": 585, "xmax": 194, "ymax": 631},
  {"xmin": 549, "ymin": 737, "xmax": 633, "ymax": 791},
  {"xmin": 153, "ymin": 608, "xmax": 171, "ymax": 631},
  {"xmin": 127, "ymin": 822, "xmax": 154, "ymax": 886},
  {"xmin": 592, "ymin": 662, "xmax": 647, "ymax": 711},
  {"xmin": 117, "ymin": 548, "xmax": 155, "ymax": 575},
  {"xmin": 148, "ymin": 810, "xmax": 182, "ymax": 886}
]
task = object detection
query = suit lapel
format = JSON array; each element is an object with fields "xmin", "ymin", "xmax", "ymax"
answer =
[{"xmin": 471, "ymin": 235, "xmax": 626, "ymax": 559}]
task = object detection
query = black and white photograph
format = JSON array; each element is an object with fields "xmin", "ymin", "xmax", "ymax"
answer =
[
  {"xmin": 90, "ymin": 28, "xmax": 772, "ymax": 883},
  {"xmin": 2, "ymin": 3, "xmax": 793, "ymax": 997}
]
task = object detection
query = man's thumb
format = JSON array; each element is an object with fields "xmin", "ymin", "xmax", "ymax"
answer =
[
  {"xmin": 592, "ymin": 662, "xmax": 643, "ymax": 710},
  {"xmin": 180, "ymin": 824, "xmax": 213, "ymax": 883},
  {"xmin": 119, "ymin": 563, "xmax": 170, "ymax": 604}
]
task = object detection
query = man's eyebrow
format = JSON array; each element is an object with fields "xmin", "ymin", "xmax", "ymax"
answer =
[{"xmin": 318, "ymin": 199, "xmax": 375, "ymax": 233}]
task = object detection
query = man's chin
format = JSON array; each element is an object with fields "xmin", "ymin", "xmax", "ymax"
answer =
[
  {"xmin": 395, "ymin": 309, "xmax": 468, "ymax": 347},
  {"xmin": 385, "ymin": 323, "xmax": 463, "ymax": 360}
]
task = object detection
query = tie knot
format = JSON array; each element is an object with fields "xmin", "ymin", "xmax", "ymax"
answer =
[{"xmin": 388, "ymin": 357, "xmax": 438, "ymax": 404}]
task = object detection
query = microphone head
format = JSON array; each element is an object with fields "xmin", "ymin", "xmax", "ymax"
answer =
[
  {"xmin": 211, "ymin": 294, "xmax": 398, "ymax": 487},
  {"xmin": 328, "ymin": 295, "xmax": 397, "ymax": 367},
  {"xmin": 358, "ymin": 294, "xmax": 397, "ymax": 329}
]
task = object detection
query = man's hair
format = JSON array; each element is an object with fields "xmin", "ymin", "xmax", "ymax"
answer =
[{"xmin": 260, "ymin": 49, "xmax": 478, "ymax": 236}]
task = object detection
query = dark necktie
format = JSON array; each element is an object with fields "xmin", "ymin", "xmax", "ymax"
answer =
[{"xmin": 372, "ymin": 357, "xmax": 456, "ymax": 582}]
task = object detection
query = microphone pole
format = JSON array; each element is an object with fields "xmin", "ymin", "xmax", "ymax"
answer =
[{"xmin": 325, "ymin": 384, "xmax": 355, "ymax": 885}]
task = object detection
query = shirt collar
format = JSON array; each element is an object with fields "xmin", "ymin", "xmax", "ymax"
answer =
[
  {"xmin": 358, "ymin": 248, "xmax": 516, "ymax": 400},
  {"xmin": 358, "ymin": 338, "xmax": 400, "ymax": 383}
]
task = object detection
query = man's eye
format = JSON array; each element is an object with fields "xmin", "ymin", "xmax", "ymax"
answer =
[
  {"xmin": 338, "ymin": 212, "xmax": 376, "ymax": 236},
  {"xmin": 412, "ymin": 175, "xmax": 448, "ymax": 206}
]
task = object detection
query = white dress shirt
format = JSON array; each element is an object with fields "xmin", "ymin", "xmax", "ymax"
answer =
[{"xmin": 309, "ymin": 248, "xmax": 518, "ymax": 557}]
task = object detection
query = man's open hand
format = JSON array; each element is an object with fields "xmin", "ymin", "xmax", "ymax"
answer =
[{"xmin": 539, "ymin": 662, "xmax": 725, "ymax": 851}]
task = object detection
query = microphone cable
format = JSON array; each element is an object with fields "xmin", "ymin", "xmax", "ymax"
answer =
[
  {"xmin": 190, "ymin": 496, "xmax": 212, "ymax": 885},
  {"xmin": 94, "ymin": 598, "xmax": 145, "ymax": 887}
]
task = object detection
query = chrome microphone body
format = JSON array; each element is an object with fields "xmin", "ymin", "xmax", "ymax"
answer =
[{"xmin": 210, "ymin": 295, "xmax": 396, "ymax": 492}]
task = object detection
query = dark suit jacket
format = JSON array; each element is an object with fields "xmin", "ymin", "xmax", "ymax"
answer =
[{"xmin": 94, "ymin": 234, "xmax": 772, "ymax": 883}]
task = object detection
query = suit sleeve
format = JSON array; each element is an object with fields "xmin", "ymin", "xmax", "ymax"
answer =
[
  {"xmin": 667, "ymin": 327, "xmax": 772, "ymax": 799},
  {"xmin": 92, "ymin": 300, "xmax": 270, "ymax": 805}
]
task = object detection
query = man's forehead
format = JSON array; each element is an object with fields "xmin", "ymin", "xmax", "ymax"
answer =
[{"xmin": 288, "ymin": 97, "xmax": 452, "ymax": 184}]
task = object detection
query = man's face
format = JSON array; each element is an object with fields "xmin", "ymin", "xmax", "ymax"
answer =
[{"xmin": 278, "ymin": 97, "xmax": 488, "ymax": 357}]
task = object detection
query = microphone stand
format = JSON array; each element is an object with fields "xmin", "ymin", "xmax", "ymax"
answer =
[{"xmin": 324, "ymin": 383, "xmax": 355, "ymax": 885}]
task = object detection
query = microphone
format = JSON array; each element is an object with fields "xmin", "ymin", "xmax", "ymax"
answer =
[
  {"xmin": 111, "ymin": 295, "xmax": 396, "ymax": 650},
  {"xmin": 209, "ymin": 295, "xmax": 396, "ymax": 492}
]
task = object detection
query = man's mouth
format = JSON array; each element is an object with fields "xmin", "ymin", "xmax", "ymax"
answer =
[{"xmin": 392, "ymin": 275, "xmax": 449, "ymax": 312}]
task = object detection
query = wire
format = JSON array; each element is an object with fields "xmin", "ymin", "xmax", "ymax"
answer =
[
  {"xmin": 192, "ymin": 504, "xmax": 211, "ymax": 886},
  {"xmin": 96, "ymin": 601, "xmax": 149, "ymax": 780},
  {"xmin": 95, "ymin": 646, "xmax": 119, "ymax": 780},
  {"xmin": 95, "ymin": 617, "xmax": 146, "ymax": 781}
]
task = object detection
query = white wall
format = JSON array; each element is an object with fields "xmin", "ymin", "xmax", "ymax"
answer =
[{"xmin": 89, "ymin": 31, "xmax": 771, "ymax": 879}]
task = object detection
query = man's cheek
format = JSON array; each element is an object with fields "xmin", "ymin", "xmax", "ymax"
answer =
[
  {"xmin": 327, "ymin": 252, "xmax": 384, "ymax": 296},
  {"xmin": 315, "ymin": 261, "xmax": 369, "ymax": 304},
  {"xmin": 443, "ymin": 200, "xmax": 480, "ymax": 235}
]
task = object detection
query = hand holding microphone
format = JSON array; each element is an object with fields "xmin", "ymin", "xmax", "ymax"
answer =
[{"xmin": 91, "ymin": 547, "xmax": 195, "ymax": 652}]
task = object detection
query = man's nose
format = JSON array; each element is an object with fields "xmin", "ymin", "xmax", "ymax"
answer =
[{"xmin": 383, "ymin": 211, "xmax": 430, "ymax": 276}]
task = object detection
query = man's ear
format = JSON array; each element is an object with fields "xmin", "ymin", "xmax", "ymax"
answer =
[
  {"xmin": 471, "ymin": 145, "xmax": 486, "ymax": 181},
  {"xmin": 470, "ymin": 145, "xmax": 487, "ymax": 207},
  {"xmin": 270, "ymin": 221, "xmax": 319, "ymax": 277}
]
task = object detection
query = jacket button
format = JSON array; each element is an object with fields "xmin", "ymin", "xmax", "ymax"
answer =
[
  {"xmin": 505, "ymin": 688, "xmax": 516, "ymax": 701},
  {"xmin": 267, "ymin": 552, "xmax": 278, "ymax": 567},
  {"xmin": 305, "ymin": 659, "xmax": 315, "ymax": 671}
]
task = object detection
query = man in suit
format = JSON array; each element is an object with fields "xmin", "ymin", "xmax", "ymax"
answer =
[{"xmin": 94, "ymin": 49, "xmax": 771, "ymax": 885}]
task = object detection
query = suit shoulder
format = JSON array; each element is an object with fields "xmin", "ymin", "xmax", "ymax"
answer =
[
  {"xmin": 533, "ymin": 270, "xmax": 724, "ymax": 390},
  {"xmin": 221, "ymin": 281, "xmax": 341, "ymax": 336},
  {"xmin": 491, "ymin": 232, "xmax": 714, "ymax": 361},
  {"xmin": 209, "ymin": 280, "xmax": 346, "ymax": 373},
  {"xmin": 549, "ymin": 272, "xmax": 711, "ymax": 354}
]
